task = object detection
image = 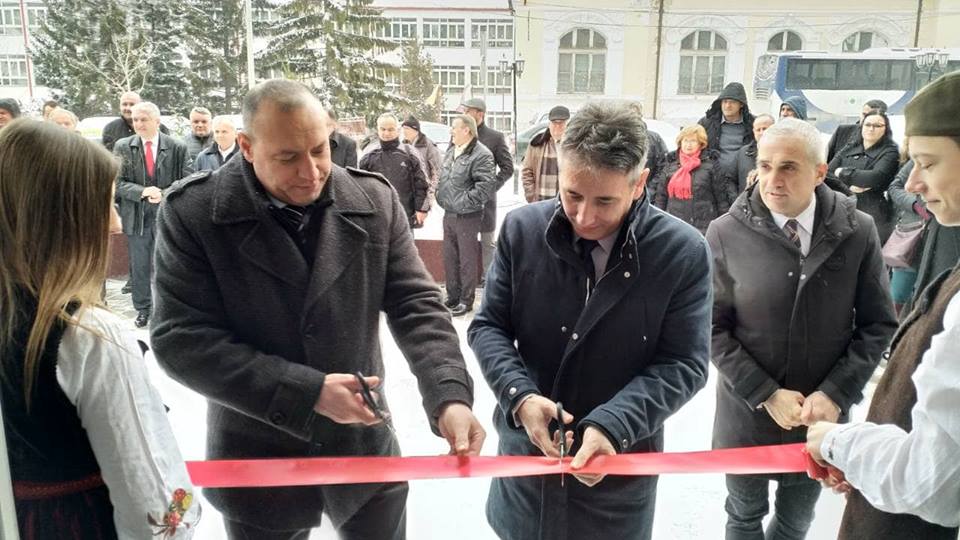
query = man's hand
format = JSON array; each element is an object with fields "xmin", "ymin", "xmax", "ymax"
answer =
[
  {"xmin": 312, "ymin": 373, "xmax": 382, "ymax": 425},
  {"xmin": 800, "ymin": 391, "xmax": 840, "ymax": 426},
  {"xmin": 415, "ymin": 211, "xmax": 427, "ymax": 226},
  {"xmin": 569, "ymin": 426, "xmax": 616, "ymax": 487},
  {"xmin": 517, "ymin": 395, "xmax": 574, "ymax": 458},
  {"xmin": 762, "ymin": 389, "xmax": 805, "ymax": 430},
  {"xmin": 142, "ymin": 186, "xmax": 163, "ymax": 204},
  {"xmin": 438, "ymin": 402, "xmax": 485, "ymax": 456}
]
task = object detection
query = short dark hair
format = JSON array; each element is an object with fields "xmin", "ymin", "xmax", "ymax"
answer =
[
  {"xmin": 242, "ymin": 79, "xmax": 318, "ymax": 137},
  {"xmin": 560, "ymin": 102, "xmax": 648, "ymax": 184},
  {"xmin": 864, "ymin": 99, "xmax": 888, "ymax": 114},
  {"xmin": 43, "ymin": 100, "xmax": 59, "ymax": 109}
]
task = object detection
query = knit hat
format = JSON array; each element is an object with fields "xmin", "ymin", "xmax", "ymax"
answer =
[
  {"xmin": 401, "ymin": 116, "xmax": 421, "ymax": 132},
  {"xmin": 905, "ymin": 71, "xmax": 960, "ymax": 137},
  {"xmin": 0, "ymin": 98, "xmax": 21, "ymax": 118}
]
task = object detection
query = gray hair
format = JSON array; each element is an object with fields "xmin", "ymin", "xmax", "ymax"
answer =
[
  {"xmin": 190, "ymin": 106, "xmax": 212, "ymax": 117},
  {"xmin": 242, "ymin": 79, "xmax": 319, "ymax": 137},
  {"xmin": 561, "ymin": 101, "xmax": 649, "ymax": 185},
  {"xmin": 453, "ymin": 114, "xmax": 477, "ymax": 138},
  {"xmin": 754, "ymin": 113, "xmax": 776, "ymax": 125},
  {"xmin": 761, "ymin": 117, "xmax": 825, "ymax": 165},
  {"xmin": 47, "ymin": 108, "xmax": 78, "ymax": 128},
  {"xmin": 131, "ymin": 101, "xmax": 160, "ymax": 119},
  {"xmin": 211, "ymin": 115, "xmax": 236, "ymax": 129},
  {"xmin": 120, "ymin": 91, "xmax": 141, "ymax": 102},
  {"xmin": 377, "ymin": 113, "xmax": 399, "ymax": 126}
]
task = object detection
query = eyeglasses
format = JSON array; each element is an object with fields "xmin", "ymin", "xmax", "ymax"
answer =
[{"xmin": 863, "ymin": 123, "xmax": 886, "ymax": 129}]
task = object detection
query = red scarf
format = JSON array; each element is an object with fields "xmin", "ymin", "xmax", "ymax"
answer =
[{"xmin": 667, "ymin": 149, "xmax": 702, "ymax": 200}]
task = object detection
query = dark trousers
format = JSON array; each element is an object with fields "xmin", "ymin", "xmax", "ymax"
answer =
[
  {"xmin": 724, "ymin": 474, "xmax": 821, "ymax": 540},
  {"xmin": 481, "ymin": 230, "xmax": 495, "ymax": 278},
  {"xmin": 223, "ymin": 482, "xmax": 408, "ymax": 540},
  {"xmin": 442, "ymin": 212, "xmax": 482, "ymax": 305},
  {"xmin": 126, "ymin": 226, "xmax": 156, "ymax": 312}
]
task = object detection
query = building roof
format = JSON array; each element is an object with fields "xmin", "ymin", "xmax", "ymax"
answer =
[{"xmin": 373, "ymin": 0, "xmax": 511, "ymax": 11}]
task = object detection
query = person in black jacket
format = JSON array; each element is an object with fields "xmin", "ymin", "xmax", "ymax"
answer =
[
  {"xmin": 698, "ymin": 82, "xmax": 756, "ymax": 178},
  {"xmin": 359, "ymin": 113, "xmax": 430, "ymax": 229},
  {"xmin": 654, "ymin": 124, "xmax": 735, "ymax": 234},
  {"xmin": 101, "ymin": 91, "xmax": 169, "ymax": 152},
  {"xmin": 826, "ymin": 99, "xmax": 888, "ymax": 163},
  {"xmin": 463, "ymin": 98, "xmax": 514, "ymax": 278},
  {"xmin": 326, "ymin": 107, "xmax": 358, "ymax": 168},
  {"xmin": 730, "ymin": 114, "xmax": 775, "ymax": 193},
  {"xmin": 827, "ymin": 109, "xmax": 900, "ymax": 243}
]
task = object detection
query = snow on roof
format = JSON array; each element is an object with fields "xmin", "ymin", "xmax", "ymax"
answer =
[{"xmin": 373, "ymin": 0, "xmax": 511, "ymax": 11}]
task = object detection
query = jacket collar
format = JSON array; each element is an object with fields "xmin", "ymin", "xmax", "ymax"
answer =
[
  {"xmin": 544, "ymin": 190, "xmax": 650, "ymax": 269},
  {"xmin": 732, "ymin": 182, "xmax": 858, "ymax": 248},
  {"xmin": 455, "ymin": 136, "xmax": 480, "ymax": 156}
]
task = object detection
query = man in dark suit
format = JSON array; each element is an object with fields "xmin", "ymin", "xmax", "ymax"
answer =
[
  {"xmin": 462, "ymin": 98, "xmax": 514, "ymax": 278},
  {"xmin": 113, "ymin": 101, "xmax": 191, "ymax": 327},
  {"xmin": 101, "ymin": 91, "xmax": 170, "ymax": 152},
  {"xmin": 150, "ymin": 79, "xmax": 485, "ymax": 540},
  {"xmin": 327, "ymin": 107, "xmax": 358, "ymax": 168}
]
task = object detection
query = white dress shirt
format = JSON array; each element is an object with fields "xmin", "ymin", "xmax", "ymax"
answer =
[
  {"xmin": 821, "ymin": 290, "xmax": 960, "ymax": 528},
  {"xmin": 56, "ymin": 307, "xmax": 198, "ymax": 538},
  {"xmin": 219, "ymin": 143, "xmax": 236, "ymax": 162},
  {"xmin": 141, "ymin": 134, "xmax": 159, "ymax": 164},
  {"xmin": 769, "ymin": 194, "xmax": 817, "ymax": 256}
]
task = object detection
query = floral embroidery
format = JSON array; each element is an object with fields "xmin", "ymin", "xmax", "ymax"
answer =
[{"xmin": 148, "ymin": 488, "xmax": 200, "ymax": 537}]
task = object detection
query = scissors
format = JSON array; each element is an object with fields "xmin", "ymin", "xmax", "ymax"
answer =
[
  {"xmin": 557, "ymin": 401, "xmax": 567, "ymax": 486},
  {"xmin": 355, "ymin": 372, "xmax": 396, "ymax": 435}
]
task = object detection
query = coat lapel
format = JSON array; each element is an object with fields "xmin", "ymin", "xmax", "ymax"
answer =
[{"xmin": 155, "ymin": 134, "xmax": 171, "ymax": 183}]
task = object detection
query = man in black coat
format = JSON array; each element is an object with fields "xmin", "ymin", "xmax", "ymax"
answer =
[
  {"xmin": 463, "ymin": 98, "xmax": 514, "ymax": 278},
  {"xmin": 151, "ymin": 80, "xmax": 484, "ymax": 540},
  {"xmin": 327, "ymin": 107, "xmax": 358, "ymax": 168},
  {"xmin": 706, "ymin": 118, "xmax": 897, "ymax": 540},
  {"xmin": 113, "ymin": 101, "xmax": 192, "ymax": 327},
  {"xmin": 194, "ymin": 115, "xmax": 239, "ymax": 172},
  {"xmin": 359, "ymin": 113, "xmax": 430, "ymax": 228},
  {"xmin": 698, "ymin": 82, "xmax": 756, "ymax": 178},
  {"xmin": 469, "ymin": 102, "xmax": 711, "ymax": 540},
  {"xmin": 101, "ymin": 91, "xmax": 169, "ymax": 152}
]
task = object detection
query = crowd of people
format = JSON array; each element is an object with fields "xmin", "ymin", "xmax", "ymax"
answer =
[{"xmin": 0, "ymin": 68, "xmax": 958, "ymax": 540}]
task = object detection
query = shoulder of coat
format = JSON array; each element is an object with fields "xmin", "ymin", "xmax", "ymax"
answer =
[
  {"xmin": 346, "ymin": 166, "xmax": 391, "ymax": 187},
  {"xmin": 166, "ymin": 170, "xmax": 213, "ymax": 199}
]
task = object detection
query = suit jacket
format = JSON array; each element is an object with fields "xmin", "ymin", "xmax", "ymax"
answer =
[
  {"xmin": 151, "ymin": 157, "xmax": 474, "ymax": 529},
  {"xmin": 113, "ymin": 132, "xmax": 192, "ymax": 236},
  {"xmin": 330, "ymin": 131, "xmax": 358, "ymax": 168},
  {"xmin": 477, "ymin": 122, "xmax": 514, "ymax": 232}
]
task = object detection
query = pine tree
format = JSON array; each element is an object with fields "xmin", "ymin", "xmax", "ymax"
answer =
[
  {"xmin": 396, "ymin": 39, "xmax": 439, "ymax": 122},
  {"xmin": 183, "ymin": 0, "xmax": 248, "ymax": 114},
  {"xmin": 133, "ymin": 0, "xmax": 192, "ymax": 115},
  {"xmin": 260, "ymin": 0, "xmax": 399, "ymax": 122}
]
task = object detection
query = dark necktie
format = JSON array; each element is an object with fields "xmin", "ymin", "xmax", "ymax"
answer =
[
  {"xmin": 783, "ymin": 219, "xmax": 802, "ymax": 250},
  {"xmin": 271, "ymin": 204, "xmax": 309, "ymax": 247},
  {"xmin": 578, "ymin": 238, "xmax": 599, "ymax": 292}
]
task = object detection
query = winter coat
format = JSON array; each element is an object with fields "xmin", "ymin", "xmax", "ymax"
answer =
[
  {"xmin": 707, "ymin": 183, "xmax": 897, "ymax": 452},
  {"xmin": 468, "ymin": 194, "xmax": 711, "ymax": 540},
  {"xmin": 520, "ymin": 128, "xmax": 558, "ymax": 203},
  {"xmin": 477, "ymin": 121, "xmax": 514, "ymax": 232},
  {"xmin": 653, "ymin": 149, "xmax": 735, "ymax": 234},
  {"xmin": 887, "ymin": 161, "xmax": 920, "ymax": 226},
  {"xmin": 436, "ymin": 137, "xmax": 498, "ymax": 215},
  {"xmin": 101, "ymin": 116, "xmax": 169, "ymax": 152},
  {"xmin": 828, "ymin": 138, "xmax": 900, "ymax": 243},
  {"xmin": 731, "ymin": 141, "xmax": 758, "ymax": 193},
  {"xmin": 150, "ymin": 157, "xmax": 474, "ymax": 530},
  {"xmin": 827, "ymin": 123, "xmax": 859, "ymax": 164},
  {"xmin": 410, "ymin": 132, "xmax": 442, "ymax": 198},
  {"xmin": 330, "ymin": 130, "xmax": 358, "ymax": 168},
  {"xmin": 645, "ymin": 130, "xmax": 669, "ymax": 185},
  {"xmin": 359, "ymin": 138, "xmax": 429, "ymax": 222},
  {"xmin": 194, "ymin": 143, "xmax": 239, "ymax": 172},
  {"xmin": 113, "ymin": 132, "xmax": 192, "ymax": 236},
  {"xmin": 781, "ymin": 96, "xmax": 808, "ymax": 120},
  {"xmin": 904, "ymin": 221, "xmax": 960, "ymax": 314},
  {"xmin": 183, "ymin": 132, "xmax": 213, "ymax": 163},
  {"xmin": 697, "ymin": 82, "xmax": 757, "ymax": 154}
]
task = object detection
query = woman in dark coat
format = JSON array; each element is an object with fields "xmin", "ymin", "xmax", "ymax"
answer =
[
  {"xmin": 654, "ymin": 124, "xmax": 736, "ymax": 233},
  {"xmin": 828, "ymin": 109, "xmax": 900, "ymax": 243}
]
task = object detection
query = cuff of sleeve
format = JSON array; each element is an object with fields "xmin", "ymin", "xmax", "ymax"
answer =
[
  {"xmin": 744, "ymin": 378, "xmax": 781, "ymax": 410},
  {"xmin": 265, "ymin": 363, "xmax": 326, "ymax": 440},
  {"xmin": 498, "ymin": 377, "xmax": 540, "ymax": 428},
  {"xmin": 425, "ymin": 366, "xmax": 475, "ymax": 435},
  {"xmin": 510, "ymin": 393, "xmax": 539, "ymax": 427},
  {"xmin": 581, "ymin": 407, "xmax": 631, "ymax": 453},
  {"xmin": 820, "ymin": 423, "xmax": 859, "ymax": 467}
]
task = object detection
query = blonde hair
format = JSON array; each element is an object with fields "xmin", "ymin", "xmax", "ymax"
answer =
[
  {"xmin": 676, "ymin": 124, "xmax": 708, "ymax": 149},
  {"xmin": 0, "ymin": 119, "xmax": 118, "ymax": 405}
]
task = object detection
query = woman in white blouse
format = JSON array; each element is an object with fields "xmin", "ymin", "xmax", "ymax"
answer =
[{"xmin": 0, "ymin": 119, "xmax": 198, "ymax": 539}]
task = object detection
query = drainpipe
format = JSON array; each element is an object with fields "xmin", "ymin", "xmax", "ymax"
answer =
[{"xmin": 652, "ymin": 0, "xmax": 665, "ymax": 118}]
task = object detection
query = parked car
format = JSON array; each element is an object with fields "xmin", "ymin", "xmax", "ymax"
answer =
[
  {"xmin": 515, "ymin": 117, "xmax": 679, "ymax": 164},
  {"xmin": 76, "ymin": 114, "xmax": 190, "ymax": 145},
  {"xmin": 418, "ymin": 120, "xmax": 451, "ymax": 153}
]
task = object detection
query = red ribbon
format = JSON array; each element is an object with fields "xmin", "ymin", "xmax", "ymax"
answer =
[{"xmin": 186, "ymin": 443, "xmax": 810, "ymax": 488}]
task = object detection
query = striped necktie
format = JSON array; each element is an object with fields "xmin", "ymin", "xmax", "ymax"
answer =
[
  {"xmin": 783, "ymin": 219, "xmax": 802, "ymax": 250},
  {"xmin": 271, "ymin": 204, "xmax": 308, "ymax": 246}
]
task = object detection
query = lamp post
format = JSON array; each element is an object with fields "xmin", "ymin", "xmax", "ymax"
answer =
[
  {"xmin": 915, "ymin": 50, "xmax": 950, "ymax": 86},
  {"xmin": 499, "ymin": 56, "xmax": 525, "ymax": 193}
]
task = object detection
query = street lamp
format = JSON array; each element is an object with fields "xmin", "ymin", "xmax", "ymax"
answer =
[
  {"xmin": 499, "ymin": 56, "xmax": 525, "ymax": 193},
  {"xmin": 915, "ymin": 50, "xmax": 950, "ymax": 85}
]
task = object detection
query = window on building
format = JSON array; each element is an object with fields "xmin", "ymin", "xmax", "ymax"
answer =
[
  {"xmin": 471, "ymin": 19, "xmax": 513, "ymax": 48},
  {"xmin": 377, "ymin": 17, "xmax": 417, "ymax": 42},
  {"xmin": 768, "ymin": 31, "xmax": 802, "ymax": 52},
  {"xmin": 484, "ymin": 110, "xmax": 513, "ymax": 132},
  {"xmin": 470, "ymin": 68, "xmax": 511, "ymax": 94},
  {"xmin": 256, "ymin": 66, "xmax": 286, "ymax": 81},
  {"xmin": 375, "ymin": 68, "xmax": 402, "ymax": 93},
  {"xmin": 678, "ymin": 30, "xmax": 727, "ymax": 95},
  {"xmin": 423, "ymin": 18, "xmax": 465, "ymax": 48},
  {"xmin": 252, "ymin": 7, "xmax": 280, "ymax": 23},
  {"xmin": 842, "ymin": 31, "xmax": 887, "ymax": 53},
  {"xmin": 433, "ymin": 65, "xmax": 466, "ymax": 95},
  {"xmin": 557, "ymin": 28, "xmax": 606, "ymax": 94},
  {"xmin": 0, "ymin": 54, "xmax": 28, "ymax": 86}
]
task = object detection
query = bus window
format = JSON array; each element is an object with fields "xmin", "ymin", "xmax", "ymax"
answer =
[
  {"xmin": 786, "ymin": 59, "xmax": 839, "ymax": 90},
  {"xmin": 838, "ymin": 60, "xmax": 914, "ymax": 90}
]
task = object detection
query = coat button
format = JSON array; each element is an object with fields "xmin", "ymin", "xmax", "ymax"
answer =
[
  {"xmin": 787, "ymin": 272, "xmax": 794, "ymax": 277},
  {"xmin": 642, "ymin": 335, "xmax": 647, "ymax": 342},
  {"xmin": 621, "ymin": 439, "xmax": 629, "ymax": 448},
  {"xmin": 270, "ymin": 412, "xmax": 286, "ymax": 425},
  {"xmin": 623, "ymin": 271, "xmax": 631, "ymax": 278},
  {"xmin": 509, "ymin": 387, "xmax": 517, "ymax": 396},
  {"xmin": 800, "ymin": 274, "xmax": 806, "ymax": 280},
  {"xmin": 561, "ymin": 326, "xmax": 567, "ymax": 332},
  {"xmin": 572, "ymin": 333, "xmax": 579, "ymax": 340}
]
